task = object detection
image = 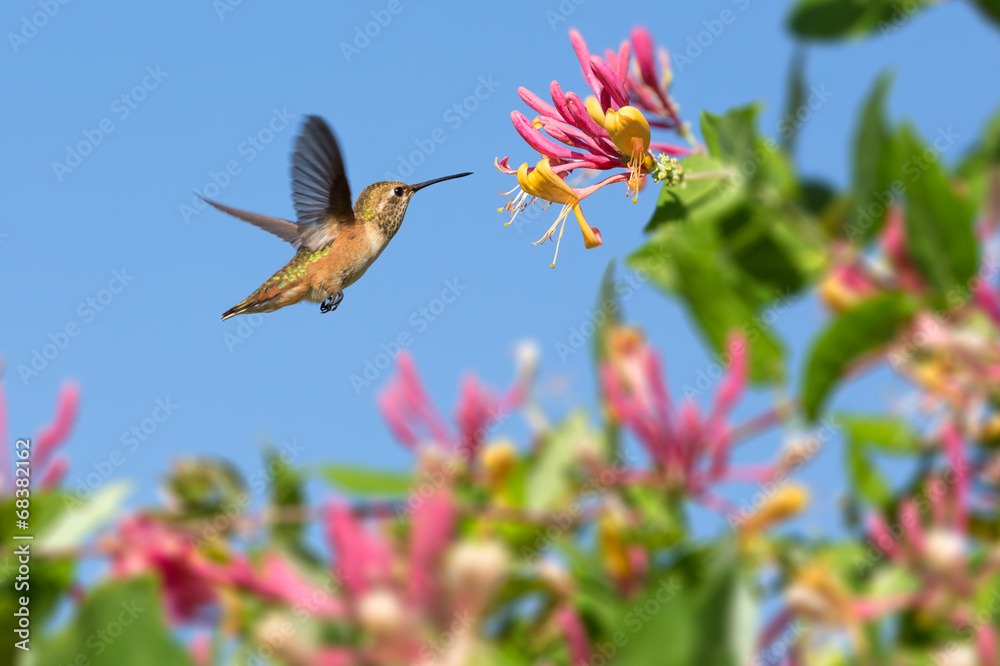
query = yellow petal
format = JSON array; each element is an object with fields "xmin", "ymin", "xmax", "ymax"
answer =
[
  {"xmin": 740, "ymin": 484, "xmax": 809, "ymax": 535},
  {"xmin": 603, "ymin": 105, "xmax": 651, "ymax": 157},
  {"xmin": 517, "ymin": 159, "xmax": 578, "ymax": 206},
  {"xmin": 572, "ymin": 204, "xmax": 601, "ymax": 249},
  {"xmin": 585, "ymin": 96, "xmax": 606, "ymax": 128}
]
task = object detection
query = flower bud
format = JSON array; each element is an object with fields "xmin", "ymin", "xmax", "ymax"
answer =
[
  {"xmin": 482, "ymin": 441, "xmax": 517, "ymax": 494},
  {"xmin": 446, "ymin": 540, "xmax": 509, "ymax": 612},
  {"xmin": 740, "ymin": 484, "xmax": 810, "ymax": 536},
  {"xmin": 922, "ymin": 529, "xmax": 966, "ymax": 574},
  {"xmin": 356, "ymin": 588, "xmax": 406, "ymax": 638}
]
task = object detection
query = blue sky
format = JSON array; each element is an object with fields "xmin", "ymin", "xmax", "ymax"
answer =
[{"xmin": 2, "ymin": 0, "xmax": 999, "ymax": 534}]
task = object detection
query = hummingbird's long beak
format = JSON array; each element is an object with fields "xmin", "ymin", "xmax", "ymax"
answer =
[{"xmin": 409, "ymin": 172, "xmax": 473, "ymax": 192}]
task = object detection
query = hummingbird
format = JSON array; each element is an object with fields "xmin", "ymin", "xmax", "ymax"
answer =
[{"xmin": 204, "ymin": 115, "xmax": 471, "ymax": 320}]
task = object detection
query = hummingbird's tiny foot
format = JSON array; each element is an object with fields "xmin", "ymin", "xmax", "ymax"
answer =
[{"xmin": 320, "ymin": 291, "xmax": 344, "ymax": 314}]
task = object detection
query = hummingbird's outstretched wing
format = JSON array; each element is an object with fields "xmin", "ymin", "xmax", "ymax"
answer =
[
  {"xmin": 200, "ymin": 197, "xmax": 303, "ymax": 248},
  {"xmin": 290, "ymin": 115, "xmax": 355, "ymax": 251}
]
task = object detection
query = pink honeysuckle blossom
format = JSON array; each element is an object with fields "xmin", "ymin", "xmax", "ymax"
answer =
[
  {"xmin": 600, "ymin": 329, "xmax": 772, "ymax": 508},
  {"xmin": 555, "ymin": 602, "xmax": 591, "ymax": 665},
  {"xmin": 229, "ymin": 552, "xmax": 346, "ymax": 617},
  {"xmin": 325, "ymin": 486, "xmax": 455, "ymax": 608},
  {"xmin": 323, "ymin": 488, "xmax": 458, "ymax": 664},
  {"xmin": 107, "ymin": 515, "xmax": 346, "ymax": 624},
  {"xmin": 861, "ymin": 422, "xmax": 1000, "ymax": 637},
  {"xmin": 378, "ymin": 351, "xmax": 526, "ymax": 460},
  {"xmin": 868, "ymin": 422, "xmax": 970, "ymax": 574},
  {"xmin": 496, "ymin": 28, "xmax": 691, "ymax": 266},
  {"xmin": 0, "ymin": 378, "xmax": 79, "ymax": 493},
  {"xmin": 106, "ymin": 515, "xmax": 230, "ymax": 622},
  {"xmin": 881, "ymin": 205, "xmax": 925, "ymax": 293}
]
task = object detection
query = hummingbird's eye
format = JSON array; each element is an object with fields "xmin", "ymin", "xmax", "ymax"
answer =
[{"xmin": 393, "ymin": 187, "xmax": 404, "ymax": 197}]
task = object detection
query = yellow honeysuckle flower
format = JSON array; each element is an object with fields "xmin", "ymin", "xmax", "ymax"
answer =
[
  {"xmin": 598, "ymin": 510, "xmax": 632, "ymax": 583},
  {"xmin": 482, "ymin": 440, "xmax": 517, "ymax": 498},
  {"xmin": 602, "ymin": 106, "xmax": 651, "ymax": 197},
  {"xmin": 517, "ymin": 159, "xmax": 602, "ymax": 268},
  {"xmin": 740, "ymin": 484, "xmax": 810, "ymax": 536}
]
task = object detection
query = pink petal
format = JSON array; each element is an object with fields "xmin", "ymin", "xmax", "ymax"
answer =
[
  {"xmin": 568, "ymin": 29, "xmax": 603, "ymax": 101},
  {"xmin": 316, "ymin": 649, "xmax": 360, "ymax": 666},
  {"xmin": 564, "ymin": 92, "xmax": 609, "ymax": 139},
  {"xmin": 35, "ymin": 381, "xmax": 80, "ymax": 471},
  {"xmin": 518, "ymin": 86, "xmax": 564, "ymax": 121},
  {"xmin": 512, "ymin": 111, "xmax": 582, "ymax": 160},
  {"xmin": 974, "ymin": 282, "xmax": 1000, "ymax": 327},
  {"xmin": 408, "ymin": 487, "xmax": 456, "ymax": 608},
  {"xmin": 868, "ymin": 513, "xmax": 900, "ymax": 560},
  {"xmin": 40, "ymin": 456, "xmax": 68, "ymax": 490},
  {"xmin": 714, "ymin": 333, "xmax": 747, "ymax": 417},
  {"xmin": 325, "ymin": 502, "xmax": 391, "ymax": 599},
  {"xmin": 900, "ymin": 499, "xmax": 925, "ymax": 554},
  {"xmin": 589, "ymin": 55, "xmax": 629, "ymax": 109},
  {"xmin": 615, "ymin": 40, "xmax": 631, "ymax": 83},
  {"xmin": 555, "ymin": 603, "xmax": 591, "ymax": 665},
  {"xmin": 630, "ymin": 27, "xmax": 659, "ymax": 92},
  {"xmin": 979, "ymin": 624, "xmax": 1000, "ymax": 666},
  {"xmin": 940, "ymin": 422, "xmax": 968, "ymax": 530}
]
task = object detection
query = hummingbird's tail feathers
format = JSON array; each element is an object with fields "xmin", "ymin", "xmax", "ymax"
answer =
[
  {"xmin": 220, "ymin": 295, "xmax": 277, "ymax": 321},
  {"xmin": 200, "ymin": 196, "xmax": 303, "ymax": 248}
]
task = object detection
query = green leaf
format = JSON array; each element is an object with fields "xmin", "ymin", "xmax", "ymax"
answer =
[
  {"xmin": 781, "ymin": 49, "xmax": 808, "ymax": 153},
  {"xmin": 526, "ymin": 410, "xmax": 594, "ymax": 511},
  {"xmin": 702, "ymin": 105, "xmax": 759, "ymax": 166},
  {"xmin": 850, "ymin": 72, "xmax": 899, "ymax": 242},
  {"xmin": 838, "ymin": 414, "xmax": 922, "ymax": 455},
  {"xmin": 31, "ymin": 577, "xmax": 194, "ymax": 666},
  {"xmin": 802, "ymin": 294, "xmax": 917, "ymax": 420},
  {"xmin": 318, "ymin": 465, "xmax": 412, "ymax": 496},
  {"xmin": 631, "ymin": 209, "xmax": 787, "ymax": 384},
  {"xmin": 846, "ymin": 433, "xmax": 893, "ymax": 505},
  {"xmin": 900, "ymin": 124, "xmax": 978, "ymax": 296},
  {"xmin": 787, "ymin": 0, "xmax": 929, "ymax": 40},
  {"xmin": 614, "ymin": 549, "xmax": 748, "ymax": 666},
  {"xmin": 645, "ymin": 155, "xmax": 737, "ymax": 232},
  {"xmin": 972, "ymin": 0, "xmax": 1000, "ymax": 28},
  {"xmin": 38, "ymin": 481, "xmax": 131, "ymax": 554}
]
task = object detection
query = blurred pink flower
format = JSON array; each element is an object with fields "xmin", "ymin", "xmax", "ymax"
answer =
[
  {"xmin": 555, "ymin": 603, "xmax": 591, "ymax": 665},
  {"xmin": 378, "ymin": 352, "xmax": 524, "ymax": 460},
  {"xmin": 230, "ymin": 552, "xmax": 346, "ymax": 617},
  {"xmin": 325, "ymin": 486, "xmax": 455, "ymax": 608},
  {"xmin": 107, "ymin": 515, "xmax": 227, "ymax": 622},
  {"xmin": 881, "ymin": 206, "xmax": 925, "ymax": 293},
  {"xmin": 601, "ymin": 331, "xmax": 763, "ymax": 507},
  {"xmin": 0, "ymin": 379, "xmax": 79, "ymax": 493}
]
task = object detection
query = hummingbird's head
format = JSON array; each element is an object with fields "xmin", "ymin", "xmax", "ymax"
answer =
[{"xmin": 354, "ymin": 172, "xmax": 472, "ymax": 238}]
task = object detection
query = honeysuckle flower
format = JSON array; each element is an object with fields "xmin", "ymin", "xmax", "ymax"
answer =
[
  {"xmin": 601, "ymin": 328, "xmax": 773, "ymax": 507},
  {"xmin": 444, "ymin": 538, "xmax": 509, "ymax": 616},
  {"xmin": 323, "ymin": 489, "xmax": 458, "ymax": 664},
  {"xmin": 497, "ymin": 27, "xmax": 692, "ymax": 266},
  {"xmin": 106, "ymin": 514, "xmax": 231, "ymax": 622},
  {"xmin": 517, "ymin": 159, "xmax": 602, "ymax": 266},
  {"xmin": 881, "ymin": 205, "xmax": 926, "ymax": 293},
  {"xmin": 555, "ymin": 603, "xmax": 592, "ymax": 666},
  {"xmin": 378, "ymin": 351, "xmax": 527, "ymax": 461},
  {"xmin": 868, "ymin": 424, "xmax": 972, "ymax": 578},
  {"xmin": 0, "ymin": 379, "xmax": 79, "ymax": 493},
  {"xmin": 818, "ymin": 264, "xmax": 879, "ymax": 311},
  {"xmin": 738, "ymin": 484, "xmax": 810, "ymax": 537}
]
